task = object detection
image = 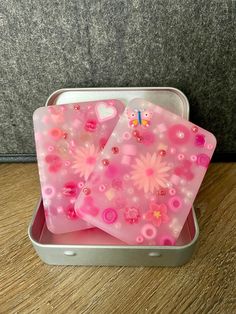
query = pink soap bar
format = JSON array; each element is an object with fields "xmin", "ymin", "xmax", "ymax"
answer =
[
  {"xmin": 75, "ymin": 98, "xmax": 217, "ymax": 245},
  {"xmin": 33, "ymin": 99, "xmax": 125, "ymax": 234}
]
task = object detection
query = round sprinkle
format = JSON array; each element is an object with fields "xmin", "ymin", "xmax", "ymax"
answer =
[
  {"xmin": 99, "ymin": 184, "xmax": 106, "ymax": 192},
  {"xmin": 168, "ymin": 196, "xmax": 182, "ymax": 212},
  {"xmin": 178, "ymin": 154, "xmax": 185, "ymax": 160},
  {"xmin": 190, "ymin": 155, "xmax": 197, "ymax": 162},
  {"xmin": 141, "ymin": 224, "xmax": 157, "ymax": 240},
  {"xmin": 102, "ymin": 208, "xmax": 118, "ymax": 224},
  {"xmin": 78, "ymin": 181, "xmax": 84, "ymax": 189}
]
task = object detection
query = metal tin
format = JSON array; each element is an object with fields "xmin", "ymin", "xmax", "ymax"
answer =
[{"xmin": 28, "ymin": 87, "xmax": 199, "ymax": 266}]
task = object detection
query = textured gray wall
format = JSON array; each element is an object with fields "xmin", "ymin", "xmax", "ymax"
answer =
[{"xmin": 0, "ymin": 0, "xmax": 235, "ymax": 159}]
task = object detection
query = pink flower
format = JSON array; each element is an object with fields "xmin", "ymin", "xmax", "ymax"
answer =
[
  {"xmin": 195, "ymin": 134, "xmax": 205, "ymax": 146},
  {"xmin": 62, "ymin": 181, "xmax": 77, "ymax": 197},
  {"xmin": 124, "ymin": 207, "xmax": 140, "ymax": 224},
  {"xmin": 72, "ymin": 144, "xmax": 99, "ymax": 180},
  {"xmin": 84, "ymin": 119, "xmax": 97, "ymax": 132},
  {"xmin": 145, "ymin": 203, "xmax": 169, "ymax": 227},
  {"xmin": 130, "ymin": 153, "xmax": 171, "ymax": 193},
  {"xmin": 174, "ymin": 160, "xmax": 194, "ymax": 181}
]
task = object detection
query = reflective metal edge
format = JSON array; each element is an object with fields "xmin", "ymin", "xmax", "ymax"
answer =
[{"xmin": 28, "ymin": 200, "xmax": 199, "ymax": 267}]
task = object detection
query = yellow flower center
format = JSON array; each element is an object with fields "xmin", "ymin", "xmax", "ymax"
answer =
[{"xmin": 153, "ymin": 210, "xmax": 161, "ymax": 218}]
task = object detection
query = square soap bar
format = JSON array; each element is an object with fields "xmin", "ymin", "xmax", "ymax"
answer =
[
  {"xmin": 75, "ymin": 98, "xmax": 216, "ymax": 245},
  {"xmin": 33, "ymin": 99, "xmax": 125, "ymax": 234}
]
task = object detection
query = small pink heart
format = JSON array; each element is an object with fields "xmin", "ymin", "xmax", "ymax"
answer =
[{"xmin": 95, "ymin": 102, "xmax": 117, "ymax": 122}]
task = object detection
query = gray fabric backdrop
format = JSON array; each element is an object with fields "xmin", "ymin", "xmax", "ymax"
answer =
[{"xmin": 0, "ymin": 0, "xmax": 235, "ymax": 160}]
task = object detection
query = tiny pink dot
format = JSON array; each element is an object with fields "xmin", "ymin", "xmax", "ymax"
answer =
[
  {"xmin": 190, "ymin": 155, "xmax": 197, "ymax": 162},
  {"xmin": 136, "ymin": 235, "xmax": 144, "ymax": 244},
  {"xmin": 78, "ymin": 182, "xmax": 84, "ymax": 188},
  {"xmin": 169, "ymin": 188, "xmax": 176, "ymax": 196},
  {"xmin": 99, "ymin": 185, "xmax": 106, "ymax": 192},
  {"xmin": 178, "ymin": 154, "xmax": 184, "ymax": 160},
  {"xmin": 65, "ymin": 160, "xmax": 71, "ymax": 166},
  {"xmin": 48, "ymin": 146, "xmax": 54, "ymax": 152},
  {"xmin": 207, "ymin": 144, "xmax": 213, "ymax": 150}
]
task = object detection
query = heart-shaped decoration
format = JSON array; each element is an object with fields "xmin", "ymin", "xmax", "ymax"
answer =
[{"xmin": 95, "ymin": 102, "xmax": 117, "ymax": 122}]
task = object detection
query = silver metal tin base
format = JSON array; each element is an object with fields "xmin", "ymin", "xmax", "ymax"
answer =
[
  {"xmin": 29, "ymin": 200, "xmax": 199, "ymax": 266},
  {"xmin": 28, "ymin": 87, "xmax": 199, "ymax": 266}
]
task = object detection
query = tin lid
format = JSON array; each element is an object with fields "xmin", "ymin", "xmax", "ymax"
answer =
[{"xmin": 46, "ymin": 87, "xmax": 189, "ymax": 120}]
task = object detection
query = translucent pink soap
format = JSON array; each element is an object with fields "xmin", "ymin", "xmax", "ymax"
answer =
[
  {"xmin": 75, "ymin": 98, "xmax": 217, "ymax": 245},
  {"xmin": 33, "ymin": 99, "xmax": 125, "ymax": 234}
]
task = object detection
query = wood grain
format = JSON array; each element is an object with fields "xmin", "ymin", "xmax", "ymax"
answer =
[{"xmin": 0, "ymin": 163, "xmax": 235, "ymax": 314}]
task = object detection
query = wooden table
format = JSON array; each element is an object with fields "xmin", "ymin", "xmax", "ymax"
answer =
[{"xmin": 0, "ymin": 163, "xmax": 235, "ymax": 313}]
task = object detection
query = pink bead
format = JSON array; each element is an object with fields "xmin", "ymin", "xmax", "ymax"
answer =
[
  {"xmin": 191, "ymin": 126, "xmax": 198, "ymax": 133},
  {"xmin": 157, "ymin": 235, "xmax": 176, "ymax": 246},
  {"xmin": 112, "ymin": 146, "xmax": 119, "ymax": 154},
  {"xmin": 73, "ymin": 104, "xmax": 80, "ymax": 110},
  {"xmin": 83, "ymin": 187, "xmax": 91, "ymax": 195},
  {"xmin": 102, "ymin": 159, "xmax": 109, "ymax": 166},
  {"xmin": 157, "ymin": 188, "xmax": 166, "ymax": 196},
  {"xmin": 132, "ymin": 130, "xmax": 139, "ymax": 137},
  {"xmin": 159, "ymin": 149, "xmax": 166, "ymax": 156}
]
